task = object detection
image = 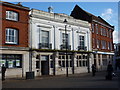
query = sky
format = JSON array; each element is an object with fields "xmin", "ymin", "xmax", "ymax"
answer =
[{"xmin": 5, "ymin": 1, "xmax": 119, "ymax": 43}]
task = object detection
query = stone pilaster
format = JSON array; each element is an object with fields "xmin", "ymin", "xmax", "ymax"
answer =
[
  {"xmin": 100, "ymin": 54, "xmax": 103, "ymax": 70},
  {"xmin": 96, "ymin": 54, "xmax": 99, "ymax": 71},
  {"xmin": 53, "ymin": 51, "xmax": 59, "ymax": 75},
  {"xmin": 72, "ymin": 52, "xmax": 77, "ymax": 74},
  {"xmin": 89, "ymin": 53, "xmax": 93, "ymax": 72}
]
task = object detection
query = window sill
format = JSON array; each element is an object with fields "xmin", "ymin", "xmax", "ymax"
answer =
[
  {"xmin": 6, "ymin": 19, "xmax": 18, "ymax": 22},
  {"xmin": 5, "ymin": 42, "xmax": 18, "ymax": 45},
  {"xmin": 6, "ymin": 68, "xmax": 22, "ymax": 69}
]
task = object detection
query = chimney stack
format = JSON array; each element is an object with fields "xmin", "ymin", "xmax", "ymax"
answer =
[
  {"xmin": 17, "ymin": 2, "xmax": 22, "ymax": 6},
  {"xmin": 48, "ymin": 6, "xmax": 53, "ymax": 13}
]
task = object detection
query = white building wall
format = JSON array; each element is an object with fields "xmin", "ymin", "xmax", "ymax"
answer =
[
  {"xmin": 30, "ymin": 9, "xmax": 91, "ymax": 51},
  {"xmin": 30, "ymin": 9, "xmax": 92, "ymax": 76}
]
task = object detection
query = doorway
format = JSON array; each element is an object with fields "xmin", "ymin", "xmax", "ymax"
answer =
[{"xmin": 41, "ymin": 61, "xmax": 49, "ymax": 75}]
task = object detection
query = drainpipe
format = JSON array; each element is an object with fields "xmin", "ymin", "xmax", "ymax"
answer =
[
  {"xmin": 53, "ymin": 25, "xmax": 56, "ymax": 76},
  {"xmin": 72, "ymin": 28, "xmax": 74, "ymax": 74},
  {"xmin": 87, "ymin": 31, "xmax": 90, "ymax": 73}
]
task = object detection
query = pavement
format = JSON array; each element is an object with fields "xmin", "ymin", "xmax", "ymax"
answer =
[{"xmin": 1, "ymin": 70, "xmax": 120, "ymax": 89}]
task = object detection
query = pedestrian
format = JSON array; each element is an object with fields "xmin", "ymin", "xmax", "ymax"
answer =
[
  {"xmin": 106, "ymin": 61, "xmax": 113, "ymax": 80},
  {"xmin": 91, "ymin": 64, "xmax": 96, "ymax": 76},
  {"xmin": 2, "ymin": 64, "xmax": 6, "ymax": 81}
]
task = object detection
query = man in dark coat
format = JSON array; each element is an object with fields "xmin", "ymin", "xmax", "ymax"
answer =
[
  {"xmin": 2, "ymin": 64, "xmax": 6, "ymax": 81},
  {"xmin": 106, "ymin": 62, "xmax": 113, "ymax": 80},
  {"xmin": 91, "ymin": 64, "xmax": 96, "ymax": 76}
]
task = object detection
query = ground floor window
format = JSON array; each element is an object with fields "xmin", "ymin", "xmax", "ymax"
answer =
[
  {"xmin": 102, "ymin": 55, "xmax": 107, "ymax": 66},
  {"xmin": 0, "ymin": 54, "xmax": 22, "ymax": 68},
  {"xmin": 102, "ymin": 59, "xmax": 107, "ymax": 66},
  {"xmin": 36, "ymin": 61, "xmax": 40, "ymax": 69},
  {"xmin": 58, "ymin": 55, "xmax": 72, "ymax": 67},
  {"xmin": 50, "ymin": 61, "xmax": 54, "ymax": 68},
  {"xmin": 76, "ymin": 55, "xmax": 88, "ymax": 67}
]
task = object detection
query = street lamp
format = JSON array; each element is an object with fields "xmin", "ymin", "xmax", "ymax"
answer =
[{"xmin": 64, "ymin": 19, "xmax": 68, "ymax": 77}]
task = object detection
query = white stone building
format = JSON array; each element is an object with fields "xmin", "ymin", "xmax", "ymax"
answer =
[{"xmin": 29, "ymin": 8, "xmax": 92, "ymax": 76}]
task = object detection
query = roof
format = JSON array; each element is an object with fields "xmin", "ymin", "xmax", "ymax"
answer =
[
  {"xmin": 0, "ymin": 1, "xmax": 30, "ymax": 11},
  {"xmin": 70, "ymin": 5, "xmax": 114, "ymax": 28}
]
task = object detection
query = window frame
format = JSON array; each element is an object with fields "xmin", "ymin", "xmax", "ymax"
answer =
[
  {"xmin": 92, "ymin": 23, "xmax": 94, "ymax": 33},
  {"xmin": 5, "ymin": 28, "xmax": 18, "ymax": 44},
  {"xmin": 6, "ymin": 11, "xmax": 19, "ymax": 21},
  {"xmin": 0, "ymin": 54, "xmax": 22, "ymax": 68},
  {"xmin": 79, "ymin": 35, "xmax": 85, "ymax": 50},
  {"xmin": 95, "ymin": 24, "xmax": 98, "ymax": 34},
  {"xmin": 62, "ymin": 33, "xmax": 69, "ymax": 46}
]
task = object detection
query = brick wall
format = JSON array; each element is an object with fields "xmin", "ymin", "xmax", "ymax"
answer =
[
  {"xmin": 92, "ymin": 21, "xmax": 114, "ymax": 52},
  {"xmin": 1, "ymin": 4, "xmax": 29, "ymax": 47}
]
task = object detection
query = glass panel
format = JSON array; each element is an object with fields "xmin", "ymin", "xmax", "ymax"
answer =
[
  {"xmin": 0, "ymin": 60, "xmax": 6, "ymax": 67},
  {"xmin": 83, "ymin": 61, "xmax": 85, "ymax": 66},
  {"xmin": 16, "ymin": 60, "xmax": 20, "ymax": 66},
  {"xmin": 6, "ymin": 28, "xmax": 18, "ymax": 44},
  {"xmin": 36, "ymin": 61, "xmax": 40, "ymax": 68},
  {"xmin": 77, "ymin": 60, "xmax": 79, "ymax": 67},
  {"xmin": 79, "ymin": 61, "xmax": 82, "ymax": 67},
  {"xmin": 51, "ymin": 61, "xmax": 53, "ymax": 68},
  {"xmin": 58, "ymin": 60, "xmax": 61, "ymax": 67},
  {"xmin": 79, "ymin": 35, "xmax": 85, "ymax": 49},
  {"xmin": 41, "ymin": 30, "xmax": 49, "ymax": 44},
  {"xmin": 8, "ymin": 60, "xmax": 14, "ymax": 68},
  {"xmin": 41, "ymin": 55, "xmax": 48, "ymax": 61},
  {"xmin": 6, "ymin": 11, "xmax": 18, "ymax": 21},
  {"xmin": 59, "ymin": 56, "xmax": 61, "ymax": 59},
  {"xmin": 62, "ymin": 61, "xmax": 65, "ymax": 67},
  {"xmin": 70, "ymin": 61, "xmax": 72, "ymax": 67},
  {"xmin": 62, "ymin": 33, "xmax": 68, "ymax": 46},
  {"xmin": 62, "ymin": 56, "xmax": 65, "ymax": 59}
]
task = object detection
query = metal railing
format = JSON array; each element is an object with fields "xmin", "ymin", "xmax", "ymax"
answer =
[
  {"xmin": 60, "ymin": 44, "xmax": 71, "ymax": 50},
  {"xmin": 39, "ymin": 43, "xmax": 52, "ymax": 49},
  {"xmin": 78, "ymin": 46, "xmax": 87, "ymax": 51}
]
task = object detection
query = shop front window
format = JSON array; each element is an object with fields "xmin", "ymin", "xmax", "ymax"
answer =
[{"xmin": 0, "ymin": 54, "xmax": 22, "ymax": 68}]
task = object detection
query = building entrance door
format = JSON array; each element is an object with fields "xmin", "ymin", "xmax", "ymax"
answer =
[
  {"xmin": 41, "ymin": 55, "xmax": 49, "ymax": 75},
  {"xmin": 41, "ymin": 61, "xmax": 49, "ymax": 75}
]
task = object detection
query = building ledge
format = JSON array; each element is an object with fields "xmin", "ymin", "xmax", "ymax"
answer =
[
  {"xmin": 31, "ymin": 48, "xmax": 92, "ymax": 53},
  {"xmin": 0, "ymin": 46, "xmax": 29, "ymax": 51}
]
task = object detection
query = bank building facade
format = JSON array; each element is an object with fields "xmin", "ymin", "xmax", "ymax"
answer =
[{"xmin": 29, "ymin": 8, "xmax": 92, "ymax": 76}]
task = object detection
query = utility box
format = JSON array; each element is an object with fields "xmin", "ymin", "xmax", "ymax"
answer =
[{"xmin": 26, "ymin": 71, "xmax": 35, "ymax": 79}]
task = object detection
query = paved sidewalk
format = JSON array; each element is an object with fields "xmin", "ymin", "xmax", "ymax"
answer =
[
  {"xmin": 3, "ymin": 71, "xmax": 92, "ymax": 81},
  {"xmin": 2, "ymin": 71, "xmax": 120, "ymax": 88}
]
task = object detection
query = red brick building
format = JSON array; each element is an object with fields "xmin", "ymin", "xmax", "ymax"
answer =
[
  {"xmin": 70, "ymin": 5, "xmax": 114, "ymax": 70},
  {"xmin": 0, "ymin": 1, "xmax": 30, "ymax": 78}
]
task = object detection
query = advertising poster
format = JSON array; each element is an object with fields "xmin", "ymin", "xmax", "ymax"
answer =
[{"xmin": 16, "ymin": 60, "xmax": 20, "ymax": 66}]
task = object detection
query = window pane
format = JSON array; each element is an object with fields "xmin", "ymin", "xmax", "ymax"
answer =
[
  {"xmin": 0, "ymin": 60, "xmax": 6, "ymax": 67},
  {"xmin": 8, "ymin": 60, "xmax": 14, "ymax": 68},
  {"xmin": 41, "ymin": 30, "xmax": 49, "ymax": 44},
  {"xmin": 62, "ymin": 33, "xmax": 68, "ymax": 46},
  {"xmin": 62, "ymin": 61, "xmax": 65, "ymax": 67},
  {"xmin": 6, "ymin": 11, "xmax": 18, "ymax": 21},
  {"xmin": 6, "ymin": 28, "xmax": 18, "ymax": 44},
  {"xmin": 79, "ymin": 35, "xmax": 85, "ymax": 50}
]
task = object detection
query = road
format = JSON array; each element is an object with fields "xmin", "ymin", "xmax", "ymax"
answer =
[{"xmin": 2, "ymin": 71, "xmax": 120, "ymax": 89}]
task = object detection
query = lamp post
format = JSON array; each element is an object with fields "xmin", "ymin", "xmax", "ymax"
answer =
[{"xmin": 64, "ymin": 19, "xmax": 68, "ymax": 77}]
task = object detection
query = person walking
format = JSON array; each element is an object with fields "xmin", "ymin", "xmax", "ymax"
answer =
[
  {"xmin": 106, "ymin": 61, "xmax": 113, "ymax": 80},
  {"xmin": 91, "ymin": 64, "xmax": 96, "ymax": 76},
  {"xmin": 2, "ymin": 64, "xmax": 6, "ymax": 81}
]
